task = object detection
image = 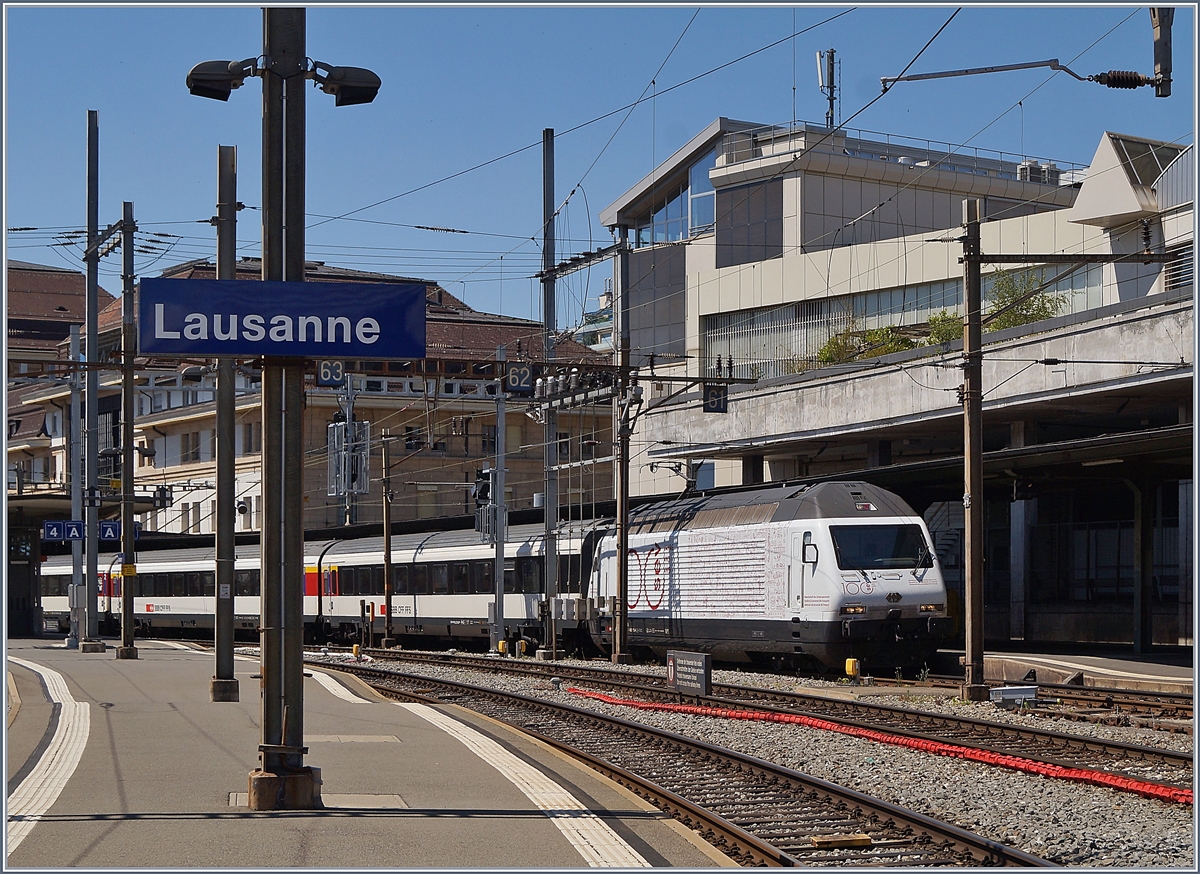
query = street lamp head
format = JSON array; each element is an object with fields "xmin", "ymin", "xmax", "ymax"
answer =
[
  {"xmin": 186, "ymin": 58, "xmax": 257, "ymax": 101},
  {"xmin": 311, "ymin": 61, "xmax": 381, "ymax": 106}
]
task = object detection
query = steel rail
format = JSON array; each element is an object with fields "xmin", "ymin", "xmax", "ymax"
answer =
[{"xmin": 356, "ymin": 648, "xmax": 1192, "ymax": 776}]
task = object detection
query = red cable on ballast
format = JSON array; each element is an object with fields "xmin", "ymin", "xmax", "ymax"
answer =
[{"xmin": 567, "ymin": 688, "xmax": 1192, "ymax": 806}]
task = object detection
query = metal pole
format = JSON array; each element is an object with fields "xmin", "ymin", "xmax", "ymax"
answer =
[
  {"xmin": 614, "ymin": 336, "xmax": 632, "ymax": 664},
  {"xmin": 491, "ymin": 347, "xmax": 507, "ymax": 652},
  {"xmin": 825, "ymin": 48, "xmax": 837, "ymax": 130},
  {"xmin": 116, "ymin": 201, "xmax": 138, "ymax": 659},
  {"xmin": 342, "ymin": 376, "xmax": 356, "ymax": 525},
  {"xmin": 84, "ymin": 109, "xmax": 101, "ymax": 647},
  {"xmin": 961, "ymin": 199, "xmax": 987, "ymax": 701},
  {"xmin": 67, "ymin": 326, "xmax": 82, "ymax": 649},
  {"xmin": 612, "ymin": 229, "xmax": 631, "ymax": 663},
  {"xmin": 381, "ymin": 432, "xmax": 395, "ymax": 647},
  {"xmin": 249, "ymin": 5, "xmax": 316, "ymax": 810},
  {"xmin": 541, "ymin": 128, "xmax": 559, "ymax": 659},
  {"xmin": 212, "ymin": 144, "xmax": 239, "ymax": 700}
]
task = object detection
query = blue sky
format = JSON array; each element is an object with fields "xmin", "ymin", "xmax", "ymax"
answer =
[{"xmin": 4, "ymin": 3, "xmax": 1194, "ymax": 329}]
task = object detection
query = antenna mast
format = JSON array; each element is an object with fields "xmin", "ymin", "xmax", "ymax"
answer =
[{"xmin": 817, "ymin": 48, "xmax": 837, "ymax": 129}]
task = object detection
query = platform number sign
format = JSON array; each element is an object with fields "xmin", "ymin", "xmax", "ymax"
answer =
[
  {"xmin": 504, "ymin": 361, "xmax": 534, "ymax": 396},
  {"xmin": 317, "ymin": 360, "xmax": 346, "ymax": 387},
  {"xmin": 702, "ymin": 383, "xmax": 728, "ymax": 414}
]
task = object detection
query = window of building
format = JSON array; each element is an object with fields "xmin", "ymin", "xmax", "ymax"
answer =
[
  {"xmin": 405, "ymin": 426, "xmax": 424, "ymax": 451},
  {"xmin": 242, "ymin": 421, "xmax": 261, "ymax": 455},
  {"xmin": 480, "ymin": 425, "xmax": 497, "ymax": 454},
  {"xmin": 689, "ymin": 147, "xmax": 717, "ymax": 234},
  {"xmin": 557, "ymin": 431, "xmax": 571, "ymax": 461},
  {"xmin": 180, "ymin": 431, "xmax": 201, "ymax": 464}
]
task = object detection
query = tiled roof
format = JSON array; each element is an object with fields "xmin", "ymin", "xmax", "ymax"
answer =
[{"xmin": 6, "ymin": 260, "xmax": 116, "ymax": 353}]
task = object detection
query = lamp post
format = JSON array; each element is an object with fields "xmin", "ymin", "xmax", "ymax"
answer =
[{"xmin": 186, "ymin": 6, "xmax": 380, "ymax": 812}]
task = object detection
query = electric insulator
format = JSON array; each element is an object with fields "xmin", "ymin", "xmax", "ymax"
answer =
[{"xmin": 1096, "ymin": 70, "xmax": 1149, "ymax": 89}]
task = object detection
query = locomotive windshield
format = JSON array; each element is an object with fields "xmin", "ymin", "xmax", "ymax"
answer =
[{"xmin": 829, "ymin": 524, "xmax": 933, "ymax": 570}]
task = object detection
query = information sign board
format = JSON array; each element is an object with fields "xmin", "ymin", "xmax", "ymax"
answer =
[
  {"xmin": 139, "ymin": 278, "xmax": 426, "ymax": 360},
  {"xmin": 666, "ymin": 650, "xmax": 712, "ymax": 697}
]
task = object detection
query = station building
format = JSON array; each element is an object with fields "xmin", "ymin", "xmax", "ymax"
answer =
[{"xmin": 599, "ymin": 118, "xmax": 1193, "ymax": 651}]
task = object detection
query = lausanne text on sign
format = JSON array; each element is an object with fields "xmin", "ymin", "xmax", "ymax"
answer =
[{"xmin": 139, "ymin": 279, "xmax": 426, "ymax": 359}]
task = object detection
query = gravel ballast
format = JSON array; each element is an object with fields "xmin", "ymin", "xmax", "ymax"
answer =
[{"xmin": 308, "ymin": 651, "xmax": 1196, "ymax": 868}]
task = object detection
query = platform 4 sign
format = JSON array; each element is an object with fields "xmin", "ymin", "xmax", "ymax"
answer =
[{"xmin": 139, "ymin": 278, "xmax": 426, "ymax": 360}]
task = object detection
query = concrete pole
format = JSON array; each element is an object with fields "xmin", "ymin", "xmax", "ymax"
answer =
[
  {"xmin": 961, "ymin": 199, "xmax": 987, "ymax": 701},
  {"xmin": 491, "ymin": 347, "xmax": 507, "ymax": 653},
  {"xmin": 1129, "ymin": 479, "xmax": 1156, "ymax": 653},
  {"xmin": 381, "ymin": 431, "xmax": 395, "ymax": 648},
  {"xmin": 67, "ymin": 326, "xmax": 82, "ymax": 649},
  {"xmin": 249, "ymin": 5, "xmax": 316, "ymax": 810},
  {"xmin": 541, "ymin": 128, "xmax": 559, "ymax": 659},
  {"xmin": 84, "ymin": 110, "xmax": 101, "ymax": 646},
  {"xmin": 116, "ymin": 201, "xmax": 138, "ymax": 660},
  {"xmin": 212, "ymin": 144, "xmax": 239, "ymax": 701}
]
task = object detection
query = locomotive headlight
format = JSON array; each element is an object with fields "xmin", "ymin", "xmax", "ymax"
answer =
[
  {"xmin": 919, "ymin": 603, "xmax": 944, "ymax": 613},
  {"xmin": 840, "ymin": 604, "xmax": 866, "ymax": 615}
]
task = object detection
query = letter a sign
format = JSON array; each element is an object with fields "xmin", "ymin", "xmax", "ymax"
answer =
[{"xmin": 138, "ymin": 278, "xmax": 426, "ymax": 360}]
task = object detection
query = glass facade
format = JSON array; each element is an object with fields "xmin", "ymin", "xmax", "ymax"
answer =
[{"xmin": 633, "ymin": 148, "xmax": 716, "ymax": 248}]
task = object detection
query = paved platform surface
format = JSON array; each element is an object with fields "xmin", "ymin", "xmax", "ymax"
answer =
[
  {"xmin": 945, "ymin": 648, "xmax": 1194, "ymax": 694},
  {"xmin": 5, "ymin": 639, "xmax": 731, "ymax": 869}
]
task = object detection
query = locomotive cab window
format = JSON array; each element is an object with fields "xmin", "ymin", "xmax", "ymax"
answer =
[{"xmin": 829, "ymin": 524, "xmax": 933, "ymax": 570}]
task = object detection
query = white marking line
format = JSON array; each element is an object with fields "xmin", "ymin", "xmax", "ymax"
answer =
[
  {"xmin": 397, "ymin": 702, "xmax": 650, "ymax": 868},
  {"xmin": 6, "ymin": 658, "xmax": 91, "ymax": 856},
  {"xmin": 309, "ymin": 670, "xmax": 371, "ymax": 704}
]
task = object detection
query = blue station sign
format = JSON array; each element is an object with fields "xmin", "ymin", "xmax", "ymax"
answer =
[{"xmin": 138, "ymin": 278, "xmax": 426, "ymax": 359}]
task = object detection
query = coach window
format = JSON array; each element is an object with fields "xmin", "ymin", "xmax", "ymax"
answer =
[
  {"xmin": 517, "ymin": 558, "xmax": 542, "ymax": 593},
  {"xmin": 168, "ymin": 572, "xmax": 185, "ymax": 598},
  {"xmin": 452, "ymin": 562, "xmax": 471, "ymax": 594},
  {"xmin": 235, "ymin": 570, "xmax": 255, "ymax": 597},
  {"xmin": 503, "ymin": 560, "xmax": 518, "ymax": 594},
  {"xmin": 431, "ymin": 564, "xmax": 449, "ymax": 595},
  {"xmin": 186, "ymin": 572, "xmax": 204, "ymax": 597},
  {"xmin": 411, "ymin": 565, "xmax": 429, "ymax": 595},
  {"xmin": 371, "ymin": 565, "xmax": 386, "ymax": 596},
  {"xmin": 202, "ymin": 572, "xmax": 216, "ymax": 597},
  {"xmin": 393, "ymin": 565, "xmax": 409, "ymax": 596},
  {"xmin": 473, "ymin": 561, "xmax": 493, "ymax": 594}
]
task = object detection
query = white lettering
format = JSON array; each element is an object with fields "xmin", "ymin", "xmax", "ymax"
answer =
[
  {"xmin": 214, "ymin": 314, "xmax": 238, "ymax": 341},
  {"xmin": 298, "ymin": 316, "xmax": 322, "ymax": 342},
  {"xmin": 243, "ymin": 314, "xmax": 265, "ymax": 341},
  {"xmin": 155, "ymin": 304, "xmax": 180, "ymax": 339},
  {"xmin": 327, "ymin": 316, "xmax": 352, "ymax": 343},
  {"xmin": 355, "ymin": 317, "xmax": 380, "ymax": 345},
  {"xmin": 183, "ymin": 313, "xmax": 209, "ymax": 340},
  {"xmin": 269, "ymin": 315, "xmax": 293, "ymax": 342}
]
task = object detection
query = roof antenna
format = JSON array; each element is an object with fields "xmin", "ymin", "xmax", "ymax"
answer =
[{"xmin": 817, "ymin": 48, "xmax": 837, "ymax": 129}]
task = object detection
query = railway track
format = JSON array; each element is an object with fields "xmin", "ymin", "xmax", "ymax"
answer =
[
  {"xmin": 348, "ymin": 648, "xmax": 1192, "ymax": 798},
  {"xmin": 314, "ymin": 658, "xmax": 1054, "ymax": 867}
]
